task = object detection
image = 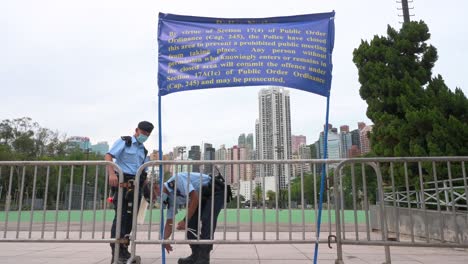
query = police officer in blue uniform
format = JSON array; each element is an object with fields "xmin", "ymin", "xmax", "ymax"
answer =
[
  {"xmin": 105, "ymin": 121, "xmax": 154, "ymax": 264},
  {"xmin": 155, "ymin": 171, "xmax": 226, "ymax": 264}
]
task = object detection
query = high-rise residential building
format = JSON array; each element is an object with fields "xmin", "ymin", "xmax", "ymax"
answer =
[
  {"xmin": 348, "ymin": 145, "xmax": 361, "ymax": 158},
  {"xmin": 291, "ymin": 135, "xmax": 307, "ymax": 154},
  {"xmin": 226, "ymin": 147, "xmax": 233, "ymax": 184},
  {"xmin": 340, "ymin": 125, "xmax": 349, "ymax": 133},
  {"xmin": 246, "ymin": 133, "xmax": 254, "ymax": 150},
  {"xmin": 203, "ymin": 143, "xmax": 216, "ymax": 174},
  {"xmin": 215, "ymin": 144, "xmax": 227, "ymax": 178},
  {"xmin": 351, "ymin": 129, "xmax": 361, "ymax": 151},
  {"xmin": 358, "ymin": 122, "xmax": 366, "ymax": 130},
  {"xmin": 256, "ymin": 87, "xmax": 292, "ymax": 189},
  {"xmin": 339, "ymin": 126, "xmax": 352, "ymax": 158},
  {"xmin": 238, "ymin": 133, "xmax": 246, "ymax": 148},
  {"xmin": 360, "ymin": 125, "xmax": 373, "ymax": 154},
  {"xmin": 255, "ymin": 120, "xmax": 261, "ymax": 178},
  {"xmin": 317, "ymin": 126, "xmax": 341, "ymax": 159},
  {"xmin": 91, "ymin": 141, "xmax": 109, "ymax": 155},
  {"xmin": 297, "ymin": 143, "xmax": 312, "ymax": 174},
  {"xmin": 231, "ymin": 145, "xmax": 240, "ymax": 185},
  {"xmin": 67, "ymin": 136, "xmax": 91, "ymax": 152},
  {"xmin": 188, "ymin": 145, "xmax": 201, "ymax": 172},
  {"xmin": 239, "ymin": 147, "xmax": 249, "ymax": 180},
  {"xmin": 328, "ymin": 128, "xmax": 341, "ymax": 159}
]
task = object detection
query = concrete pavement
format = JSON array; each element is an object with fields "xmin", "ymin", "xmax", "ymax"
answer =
[{"xmin": 1, "ymin": 242, "xmax": 467, "ymax": 264}]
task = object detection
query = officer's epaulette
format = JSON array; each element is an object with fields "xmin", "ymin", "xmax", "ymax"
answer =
[{"xmin": 121, "ymin": 136, "xmax": 132, "ymax": 147}]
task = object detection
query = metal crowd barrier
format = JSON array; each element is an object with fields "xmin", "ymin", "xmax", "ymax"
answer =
[
  {"xmin": 127, "ymin": 159, "xmax": 341, "ymax": 263},
  {"xmin": 0, "ymin": 161, "xmax": 126, "ymax": 246},
  {"xmin": 333, "ymin": 157, "xmax": 468, "ymax": 264},
  {"xmin": 2, "ymin": 158, "xmax": 467, "ymax": 264}
]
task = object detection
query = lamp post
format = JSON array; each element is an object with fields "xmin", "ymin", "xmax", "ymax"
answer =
[{"xmin": 178, "ymin": 147, "xmax": 186, "ymax": 172}]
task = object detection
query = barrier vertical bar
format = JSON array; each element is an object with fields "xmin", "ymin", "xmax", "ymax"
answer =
[
  {"xmin": 54, "ymin": 166, "xmax": 62, "ymax": 239},
  {"xmin": 432, "ymin": 161, "xmax": 444, "ymax": 242},
  {"xmin": 462, "ymin": 161, "xmax": 468, "ymax": 210},
  {"xmin": 148, "ymin": 165, "xmax": 155, "ymax": 240},
  {"xmin": 79, "ymin": 165, "xmax": 87, "ymax": 239},
  {"xmin": 351, "ymin": 163, "xmax": 359, "ymax": 240},
  {"xmin": 462, "ymin": 161, "xmax": 467, "ymax": 241},
  {"xmin": 447, "ymin": 161, "xmax": 460, "ymax": 244},
  {"xmin": 390, "ymin": 162, "xmax": 400, "ymax": 241},
  {"xmin": 314, "ymin": 94, "xmax": 330, "ymax": 264},
  {"xmin": 374, "ymin": 162, "xmax": 391, "ymax": 263},
  {"xmin": 275, "ymin": 162, "xmax": 279, "ymax": 241},
  {"xmin": 92, "ymin": 165, "xmax": 98, "ymax": 239},
  {"xmin": 16, "ymin": 166, "xmax": 26, "ymax": 239},
  {"xmin": 66, "ymin": 165, "xmax": 74, "ymax": 239},
  {"xmin": 300, "ymin": 165, "xmax": 305, "ymax": 240},
  {"xmin": 3, "ymin": 166, "xmax": 14, "ymax": 239},
  {"xmin": 339, "ymin": 167, "xmax": 345, "ymax": 240},
  {"xmin": 404, "ymin": 162, "xmax": 415, "ymax": 242},
  {"xmin": 41, "ymin": 166, "xmax": 50, "ymax": 239},
  {"xmin": 418, "ymin": 162, "xmax": 429, "ymax": 242},
  {"xmin": 313, "ymin": 164, "xmax": 317, "ymax": 229},
  {"xmin": 28, "ymin": 166, "xmax": 38, "ymax": 238},
  {"xmin": 102, "ymin": 168, "xmax": 108, "ymax": 239},
  {"xmin": 223, "ymin": 165, "xmax": 228, "ymax": 240},
  {"xmin": 362, "ymin": 164, "xmax": 370, "ymax": 241}
]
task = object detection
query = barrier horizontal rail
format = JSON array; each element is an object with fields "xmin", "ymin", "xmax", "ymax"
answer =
[{"xmin": 333, "ymin": 156, "xmax": 468, "ymax": 264}]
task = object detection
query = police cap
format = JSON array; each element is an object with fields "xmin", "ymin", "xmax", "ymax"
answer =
[{"xmin": 138, "ymin": 121, "xmax": 154, "ymax": 133}]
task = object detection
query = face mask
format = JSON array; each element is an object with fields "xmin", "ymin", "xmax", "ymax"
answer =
[{"xmin": 136, "ymin": 134, "xmax": 148, "ymax": 143}]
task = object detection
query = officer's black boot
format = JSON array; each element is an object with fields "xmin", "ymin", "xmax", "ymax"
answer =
[
  {"xmin": 110, "ymin": 243, "xmax": 116, "ymax": 264},
  {"xmin": 193, "ymin": 245, "xmax": 210, "ymax": 264},
  {"xmin": 178, "ymin": 245, "xmax": 199, "ymax": 264},
  {"xmin": 110, "ymin": 243, "xmax": 130, "ymax": 264}
]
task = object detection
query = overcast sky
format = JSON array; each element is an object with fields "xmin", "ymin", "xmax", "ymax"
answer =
[{"xmin": 1, "ymin": 0, "xmax": 467, "ymax": 153}]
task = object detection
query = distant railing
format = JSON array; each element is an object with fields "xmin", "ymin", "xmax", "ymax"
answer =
[{"xmin": 384, "ymin": 177, "xmax": 467, "ymax": 211}]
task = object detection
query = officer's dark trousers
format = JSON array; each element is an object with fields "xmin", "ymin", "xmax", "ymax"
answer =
[
  {"xmin": 110, "ymin": 184, "xmax": 142, "ymax": 240},
  {"xmin": 186, "ymin": 188, "xmax": 225, "ymax": 250}
]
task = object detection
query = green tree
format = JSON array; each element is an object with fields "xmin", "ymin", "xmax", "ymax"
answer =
[
  {"xmin": 266, "ymin": 190, "xmax": 275, "ymax": 208},
  {"xmin": 353, "ymin": 21, "xmax": 468, "ymax": 158},
  {"xmin": 253, "ymin": 185, "xmax": 262, "ymax": 205},
  {"xmin": 0, "ymin": 117, "xmax": 68, "ymax": 160},
  {"xmin": 0, "ymin": 117, "xmax": 106, "ymax": 210}
]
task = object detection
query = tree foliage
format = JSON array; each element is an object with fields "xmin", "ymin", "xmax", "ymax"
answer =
[
  {"xmin": 0, "ymin": 117, "xmax": 106, "ymax": 210},
  {"xmin": 353, "ymin": 21, "xmax": 468, "ymax": 157},
  {"xmin": 0, "ymin": 117, "xmax": 68, "ymax": 160}
]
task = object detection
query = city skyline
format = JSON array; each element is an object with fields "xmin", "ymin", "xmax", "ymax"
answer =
[
  {"xmin": 67, "ymin": 118, "xmax": 371, "ymax": 158},
  {"xmin": 2, "ymin": 0, "xmax": 466, "ymax": 154}
]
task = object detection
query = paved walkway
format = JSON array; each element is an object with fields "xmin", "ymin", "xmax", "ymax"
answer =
[{"xmin": 1, "ymin": 242, "xmax": 467, "ymax": 263}]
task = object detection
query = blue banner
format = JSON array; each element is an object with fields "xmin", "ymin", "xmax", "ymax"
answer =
[{"xmin": 158, "ymin": 12, "xmax": 335, "ymax": 96}]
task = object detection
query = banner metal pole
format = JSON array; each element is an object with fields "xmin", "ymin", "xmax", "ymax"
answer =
[
  {"xmin": 158, "ymin": 94, "xmax": 166, "ymax": 264},
  {"xmin": 313, "ymin": 94, "xmax": 330, "ymax": 264}
]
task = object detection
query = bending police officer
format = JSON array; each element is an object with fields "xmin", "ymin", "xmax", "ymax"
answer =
[
  {"xmin": 155, "ymin": 171, "xmax": 226, "ymax": 264},
  {"xmin": 105, "ymin": 121, "xmax": 154, "ymax": 263}
]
